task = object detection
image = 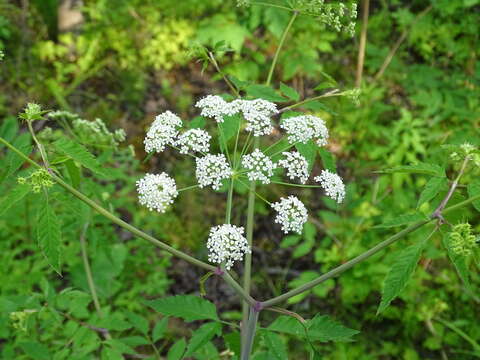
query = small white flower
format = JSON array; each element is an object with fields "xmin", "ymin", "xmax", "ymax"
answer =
[
  {"xmin": 241, "ymin": 149, "xmax": 276, "ymax": 184},
  {"xmin": 278, "ymin": 152, "xmax": 309, "ymax": 184},
  {"xmin": 238, "ymin": 99, "xmax": 278, "ymax": 136},
  {"xmin": 195, "ymin": 95, "xmax": 238, "ymax": 123},
  {"xmin": 176, "ymin": 128, "xmax": 211, "ymax": 154},
  {"xmin": 144, "ymin": 111, "xmax": 182, "ymax": 153},
  {"xmin": 207, "ymin": 224, "xmax": 251, "ymax": 270},
  {"xmin": 314, "ymin": 170, "xmax": 346, "ymax": 203},
  {"xmin": 272, "ymin": 196, "xmax": 308, "ymax": 234},
  {"xmin": 136, "ymin": 173, "xmax": 178, "ymax": 213},
  {"xmin": 280, "ymin": 115, "xmax": 329, "ymax": 146},
  {"xmin": 195, "ymin": 154, "xmax": 233, "ymax": 190}
]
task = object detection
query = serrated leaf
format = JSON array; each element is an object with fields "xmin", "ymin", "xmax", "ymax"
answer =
[
  {"xmin": 19, "ymin": 342, "xmax": 51, "ymax": 360},
  {"xmin": 467, "ymin": 180, "xmax": 480, "ymax": 212},
  {"xmin": 185, "ymin": 322, "xmax": 222, "ymax": 356},
  {"xmin": 220, "ymin": 114, "xmax": 241, "ymax": 143},
  {"xmin": 0, "ymin": 183, "xmax": 30, "ymax": 216},
  {"xmin": 126, "ymin": 312, "xmax": 149, "ymax": 335},
  {"xmin": 306, "ymin": 314, "xmax": 359, "ymax": 342},
  {"xmin": 296, "ymin": 140, "xmax": 317, "ymax": 172},
  {"xmin": 1, "ymin": 133, "xmax": 32, "ymax": 184},
  {"xmin": 268, "ymin": 316, "xmax": 305, "ymax": 337},
  {"xmin": 65, "ymin": 159, "xmax": 81, "ymax": 188},
  {"xmin": 145, "ymin": 295, "xmax": 218, "ymax": 322},
  {"xmin": 53, "ymin": 138, "xmax": 107, "ymax": 177},
  {"xmin": 263, "ymin": 331, "xmax": 288, "ymax": 360},
  {"xmin": 383, "ymin": 163, "xmax": 445, "ymax": 177},
  {"xmin": 37, "ymin": 197, "xmax": 62, "ymax": 274},
  {"xmin": 280, "ymin": 82, "xmax": 300, "ymax": 101},
  {"xmin": 374, "ymin": 212, "xmax": 428, "ymax": 228},
  {"xmin": 152, "ymin": 317, "xmax": 169, "ymax": 342},
  {"xmin": 318, "ymin": 148, "xmax": 336, "ymax": 172},
  {"xmin": 245, "ymin": 84, "xmax": 287, "ymax": 102},
  {"xmin": 442, "ymin": 234, "xmax": 473, "ymax": 293},
  {"xmin": 377, "ymin": 239, "xmax": 427, "ymax": 314},
  {"xmin": 167, "ymin": 338, "xmax": 186, "ymax": 360},
  {"xmin": 417, "ymin": 177, "xmax": 447, "ymax": 208}
]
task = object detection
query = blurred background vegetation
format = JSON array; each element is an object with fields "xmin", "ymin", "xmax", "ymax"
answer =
[{"xmin": 0, "ymin": 0, "xmax": 479, "ymax": 359}]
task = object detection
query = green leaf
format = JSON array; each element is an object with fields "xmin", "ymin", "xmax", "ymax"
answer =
[
  {"xmin": 126, "ymin": 311, "xmax": 149, "ymax": 335},
  {"xmin": 467, "ymin": 180, "xmax": 480, "ymax": 212},
  {"xmin": 442, "ymin": 234, "xmax": 473, "ymax": 293},
  {"xmin": 296, "ymin": 140, "xmax": 317, "ymax": 172},
  {"xmin": 417, "ymin": 177, "xmax": 447, "ymax": 208},
  {"xmin": 1, "ymin": 133, "xmax": 32, "ymax": 184},
  {"xmin": 145, "ymin": 295, "xmax": 219, "ymax": 322},
  {"xmin": 245, "ymin": 84, "xmax": 287, "ymax": 102},
  {"xmin": 37, "ymin": 197, "xmax": 62, "ymax": 274},
  {"xmin": 306, "ymin": 314, "xmax": 359, "ymax": 342},
  {"xmin": 53, "ymin": 138, "xmax": 107, "ymax": 177},
  {"xmin": 383, "ymin": 163, "xmax": 445, "ymax": 177},
  {"xmin": 267, "ymin": 316, "xmax": 305, "ymax": 338},
  {"xmin": 374, "ymin": 212, "xmax": 428, "ymax": 228},
  {"xmin": 167, "ymin": 338, "xmax": 186, "ymax": 360},
  {"xmin": 263, "ymin": 331, "xmax": 288, "ymax": 360},
  {"xmin": 189, "ymin": 116, "xmax": 206, "ymax": 129},
  {"xmin": 0, "ymin": 183, "xmax": 30, "ymax": 217},
  {"xmin": 220, "ymin": 114, "xmax": 241, "ymax": 143},
  {"xmin": 280, "ymin": 82, "xmax": 300, "ymax": 101},
  {"xmin": 185, "ymin": 322, "xmax": 222, "ymax": 356},
  {"xmin": 152, "ymin": 317, "xmax": 169, "ymax": 342},
  {"xmin": 19, "ymin": 342, "xmax": 51, "ymax": 360},
  {"xmin": 377, "ymin": 239, "xmax": 427, "ymax": 314},
  {"xmin": 65, "ymin": 159, "xmax": 81, "ymax": 188},
  {"xmin": 318, "ymin": 148, "xmax": 336, "ymax": 172}
]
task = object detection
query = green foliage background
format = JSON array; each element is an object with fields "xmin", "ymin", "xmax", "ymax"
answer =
[{"xmin": 0, "ymin": 0, "xmax": 479, "ymax": 358}]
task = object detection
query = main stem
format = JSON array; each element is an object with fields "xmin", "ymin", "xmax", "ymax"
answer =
[{"xmin": 241, "ymin": 307, "xmax": 260, "ymax": 360}]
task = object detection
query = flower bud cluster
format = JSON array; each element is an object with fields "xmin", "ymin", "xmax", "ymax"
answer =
[
  {"xmin": 17, "ymin": 169, "xmax": 54, "ymax": 193},
  {"xmin": 207, "ymin": 224, "xmax": 251, "ymax": 270},
  {"xmin": 176, "ymin": 128, "xmax": 211, "ymax": 154},
  {"xmin": 449, "ymin": 223, "xmax": 477, "ymax": 257}
]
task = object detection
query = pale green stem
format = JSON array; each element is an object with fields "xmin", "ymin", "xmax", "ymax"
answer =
[
  {"xmin": 271, "ymin": 181, "xmax": 322, "ymax": 188},
  {"xmin": 250, "ymin": 1, "xmax": 295, "ymax": 12},
  {"xmin": 218, "ymin": 123, "xmax": 232, "ymax": 165},
  {"xmin": 178, "ymin": 184, "xmax": 200, "ymax": 192},
  {"xmin": 27, "ymin": 121, "xmax": 50, "ymax": 168},
  {"xmin": 241, "ymin": 306, "xmax": 260, "ymax": 360},
  {"xmin": 278, "ymin": 89, "xmax": 341, "ymax": 113},
  {"xmin": 233, "ymin": 116, "xmax": 242, "ymax": 169},
  {"xmin": 226, "ymin": 177, "xmax": 235, "ymax": 224},
  {"xmin": 79, "ymin": 222, "xmax": 103, "ymax": 318},
  {"xmin": 266, "ymin": 11, "xmax": 298, "ymax": 86},
  {"xmin": 239, "ymin": 132, "xmax": 253, "ymax": 161},
  {"xmin": 267, "ymin": 142, "xmax": 297, "ymax": 158}
]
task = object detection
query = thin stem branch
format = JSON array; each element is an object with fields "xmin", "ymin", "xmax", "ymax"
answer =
[
  {"xmin": 79, "ymin": 222, "xmax": 103, "ymax": 317},
  {"xmin": 250, "ymin": 1, "xmax": 295, "ymax": 12},
  {"xmin": 178, "ymin": 184, "xmax": 200, "ymax": 192},
  {"xmin": 271, "ymin": 181, "xmax": 322, "ymax": 188},
  {"xmin": 278, "ymin": 89, "xmax": 341, "ymax": 113},
  {"xmin": 432, "ymin": 157, "xmax": 470, "ymax": 221},
  {"xmin": 266, "ymin": 11, "xmax": 298, "ymax": 86},
  {"xmin": 226, "ymin": 177, "xmax": 235, "ymax": 224},
  {"xmin": 374, "ymin": 5, "xmax": 432, "ymax": 81},
  {"xmin": 355, "ymin": 0, "xmax": 370, "ymax": 87},
  {"xmin": 27, "ymin": 121, "xmax": 50, "ymax": 169},
  {"xmin": 262, "ymin": 219, "xmax": 431, "ymax": 307},
  {"xmin": 208, "ymin": 51, "xmax": 240, "ymax": 97}
]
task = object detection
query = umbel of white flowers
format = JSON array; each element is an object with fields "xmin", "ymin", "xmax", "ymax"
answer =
[{"xmin": 137, "ymin": 95, "xmax": 346, "ymax": 269}]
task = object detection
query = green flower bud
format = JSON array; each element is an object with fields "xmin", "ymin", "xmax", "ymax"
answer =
[{"xmin": 449, "ymin": 223, "xmax": 477, "ymax": 256}]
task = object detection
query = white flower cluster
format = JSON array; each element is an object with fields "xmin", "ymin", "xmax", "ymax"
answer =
[
  {"xmin": 207, "ymin": 224, "xmax": 251, "ymax": 270},
  {"xmin": 314, "ymin": 170, "xmax": 346, "ymax": 204},
  {"xmin": 176, "ymin": 128, "xmax": 211, "ymax": 154},
  {"xmin": 272, "ymin": 196, "xmax": 308, "ymax": 234},
  {"xmin": 281, "ymin": 115, "xmax": 329, "ymax": 146},
  {"xmin": 195, "ymin": 154, "xmax": 233, "ymax": 190},
  {"xmin": 240, "ymin": 99, "xmax": 278, "ymax": 136},
  {"xmin": 195, "ymin": 96, "xmax": 278, "ymax": 136},
  {"xmin": 241, "ymin": 149, "xmax": 276, "ymax": 184},
  {"xmin": 144, "ymin": 111, "xmax": 182, "ymax": 153},
  {"xmin": 136, "ymin": 173, "xmax": 178, "ymax": 213},
  {"xmin": 278, "ymin": 152, "xmax": 309, "ymax": 184}
]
